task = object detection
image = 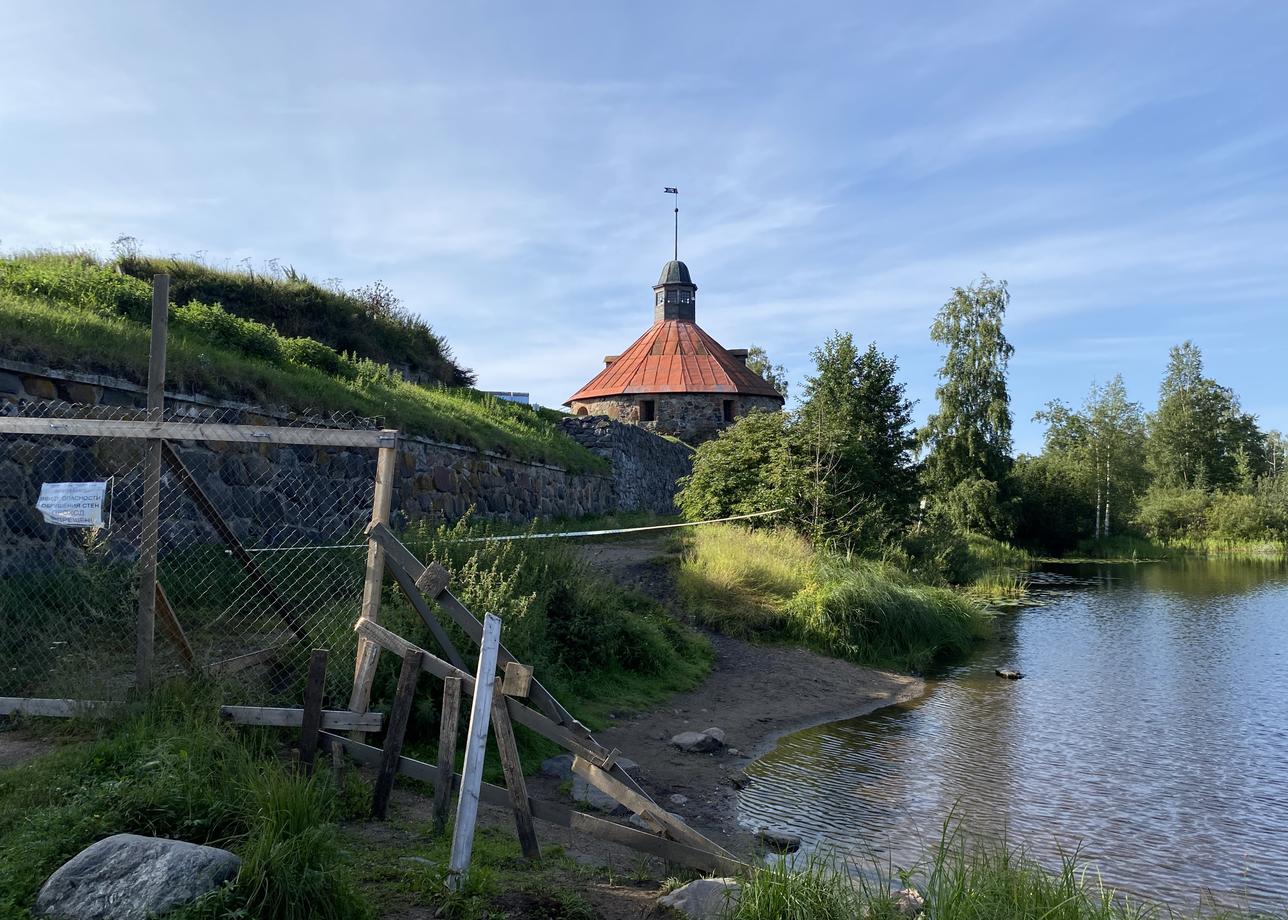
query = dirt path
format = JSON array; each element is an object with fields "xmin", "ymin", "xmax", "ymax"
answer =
[{"xmin": 564, "ymin": 534, "xmax": 923, "ymax": 848}]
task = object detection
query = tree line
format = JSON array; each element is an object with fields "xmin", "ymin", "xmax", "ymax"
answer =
[{"xmin": 678, "ymin": 276, "xmax": 1287, "ymax": 567}]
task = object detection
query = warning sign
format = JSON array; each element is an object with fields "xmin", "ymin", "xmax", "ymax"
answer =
[{"xmin": 35, "ymin": 482, "xmax": 108, "ymax": 528}]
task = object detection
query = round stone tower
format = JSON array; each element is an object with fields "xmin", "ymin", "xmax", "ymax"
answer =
[{"xmin": 565, "ymin": 259, "xmax": 784, "ymax": 444}]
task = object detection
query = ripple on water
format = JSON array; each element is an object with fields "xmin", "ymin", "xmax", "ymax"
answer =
[{"xmin": 738, "ymin": 559, "xmax": 1288, "ymax": 913}]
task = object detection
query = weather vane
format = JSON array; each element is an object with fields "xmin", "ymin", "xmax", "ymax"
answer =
[{"xmin": 664, "ymin": 187, "xmax": 679, "ymax": 261}]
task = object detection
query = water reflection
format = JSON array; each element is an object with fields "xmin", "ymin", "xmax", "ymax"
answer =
[{"xmin": 739, "ymin": 559, "xmax": 1288, "ymax": 912}]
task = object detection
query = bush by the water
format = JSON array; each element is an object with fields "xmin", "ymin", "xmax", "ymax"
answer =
[
  {"xmin": 0, "ymin": 685, "xmax": 371, "ymax": 920},
  {"xmin": 677, "ymin": 524, "xmax": 990, "ymax": 671}
]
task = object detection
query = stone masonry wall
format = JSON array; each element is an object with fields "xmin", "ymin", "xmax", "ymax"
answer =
[
  {"xmin": 0, "ymin": 360, "xmax": 689, "ymax": 571},
  {"xmin": 569, "ymin": 393, "xmax": 783, "ymax": 444},
  {"xmin": 558, "ymin": 415, "xmax": 693, "ymax": 514}
]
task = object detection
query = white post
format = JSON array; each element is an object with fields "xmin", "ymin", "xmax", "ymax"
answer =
[{"xmin": 447, "ymin": 612, "xmax": 502, "ymax": 890}]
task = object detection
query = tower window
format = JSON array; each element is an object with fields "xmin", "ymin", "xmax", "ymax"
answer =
[
  {"xmin": 722, "ymin": 399, "xmax": 735, "ymax": 422},
  {"xmin": 639, "ymin": 399, "xmax": 656, "ymax": 422}
]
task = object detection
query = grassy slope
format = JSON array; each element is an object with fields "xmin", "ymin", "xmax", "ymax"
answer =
[
  {"xmin": 0, "ymin": 254, "xmax": 601, "ymax": 472},
  {"xmin": 678, "ymin": 524, "xmax": 992, "ymax": 672}
]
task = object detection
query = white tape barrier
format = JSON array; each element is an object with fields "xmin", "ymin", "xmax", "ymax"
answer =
[{"xmin": 460, "ymin": 508, "xmax": 785, "ymax": 542}]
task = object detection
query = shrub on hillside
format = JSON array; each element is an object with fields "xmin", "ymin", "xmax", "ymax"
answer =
[
  {"xmin": 173, "ymin": 300, "xmax": 283, "ymax": 362},
  {"xmin": 0, "ymin": 253, "xmax": 151, "ymax": 321},
  {"xmin": 280, "ymin": 335, "xmax": 349, "ymax": 377},
  {"xmin": 676, "ymin": 410, "xmax": 798, "ymax": 522}
]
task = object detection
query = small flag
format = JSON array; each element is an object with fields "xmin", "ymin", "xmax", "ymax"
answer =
[{"xmin": 663, "ymin": 187, "xmax": 678, "ymax": 194}]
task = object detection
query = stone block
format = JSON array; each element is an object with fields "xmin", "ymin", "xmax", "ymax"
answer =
[{"xmin": 20, "ymin": 375, "xmax": 58, "ymax": 400}]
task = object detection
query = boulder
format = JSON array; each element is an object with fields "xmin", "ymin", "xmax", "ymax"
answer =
[
  {"xmin": 35, "ymin": 834, "xmax": 240, "ymax": 920},
  {"xmin": 657, "ymin": 878, "xmax": 740, "ymax": 919},
  {"xmin": 755, "ymin": 826, "xmax": 802, "ymax": 853},
  {"xmin": 671, "ymin": 727, "xmax": 725, "ymax": 754},
  {"xmin": 894, "ymin": 887, "xmax": 925, "ymax": 917},
  {"xmin": 540, "ymin": 753, "xmax": 574, "ymax": 780},
  {"xmin": 569, "ymin": 757, "xmax": 639, "ymax": 814}
]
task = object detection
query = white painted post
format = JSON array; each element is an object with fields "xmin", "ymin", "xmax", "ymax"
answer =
[
  {"xmin": 136, "ymin": 273, "xmax": 168, "ymax": 693},
  {"xmin": 447, "ymin": 612, "xmax": 502, "ymax": 890}
]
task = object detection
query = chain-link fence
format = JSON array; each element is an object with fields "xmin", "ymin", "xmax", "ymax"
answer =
[{"xmin": 1, "ymin": 397, "xmax": 390, "ymax": 703}]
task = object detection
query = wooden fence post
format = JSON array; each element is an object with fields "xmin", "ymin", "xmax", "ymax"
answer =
[
  {"xmin": 135, "ymin": 273, "xmax": 168, "ymax": 693},
  {"xmin": 447, "ymin": 613, "xmax": 502, "ymax": 890},
  {"xmin": 433, "ymin": 676, "xmax": 463, "ymax": 834},
  {"xmin": 298, "ymin": 649, "xmax": 329, "ymax": 775},
  {"xmin": 372, "ymin": 647, "xmax": 423, "ymax": 820},
  {"xmin": 491, "ymin": 692, "xmax": 540, "ymax": 860},
  {"xmin": 348, "ymin": 435, "xmax": 399, "ymax": 726}
]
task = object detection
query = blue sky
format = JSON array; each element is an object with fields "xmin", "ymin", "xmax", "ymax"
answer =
[{"xmin": 2, "ymin": 1, "xmax": 1284, "ymax": 453}]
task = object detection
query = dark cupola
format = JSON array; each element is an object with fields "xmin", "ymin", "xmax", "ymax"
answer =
[{"xmin": 653, "ymin": 260, "xmax": 697, "ymax": 323}]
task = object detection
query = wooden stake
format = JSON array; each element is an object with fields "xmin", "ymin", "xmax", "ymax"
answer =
[
  {"xmin": 135, "ymin": 273, "xmax": 168, "ymax": 693},
  {"xmin": 491, "ymin": 692, "xmax": 540, "ymax": 860},
  {"xmin": 298, "ymin": 649, "xmax": 328, "ymax": 775},
  {"xmin": 433, "ymin": 676, "xmax": 462, "ymax": 834},
  {"xmin": 348, "ymin": 438, "xmax": 399, "ymax": 729},
  {"xmin": 448, "ymin": 613, "xmax": 502, "ymax": 889},
  {"xmin": 372, "ymin": 647, "xmax": 423, "ymax": 820}
]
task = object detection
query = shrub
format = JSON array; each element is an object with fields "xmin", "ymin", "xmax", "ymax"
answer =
[
  {"xmin": 1134, "ymin": 487, "xmax": 1211, "ymax": 542},
  {"xmin": 1205, "ymin": 492, "xmax": 1273, "ymax": 542},
  {"xmin": 1010, "ymin": 454, "xmax": 1093, "ymax": 554},
  {"xmin": 280, "ymin": 335, "xmax": 348, "ymax": 377},
  {"xmin": 676, "ymin": 411, "xmax": 795, "ymax": 522},
  {"xmin": 172, "ymin": 300, "xmax": 283, "ymax": 363}
]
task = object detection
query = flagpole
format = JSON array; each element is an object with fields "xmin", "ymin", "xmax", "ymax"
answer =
[{"xmin": 674, "ymin": 191, "xmax": 678, "ymax": 261}]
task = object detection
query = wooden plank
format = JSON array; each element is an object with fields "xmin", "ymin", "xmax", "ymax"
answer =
[
  {"xmin": 0, "ymin": 698, "xmax": 117, "ymax": 718},
  {"xmin": 434, "ymin": 676, "xmax": 463, "ymax": 834},
  {"xmin": 161, "ymin": 441, "xmax": 307, "ymax": 642},
  {"xmin": 354, "ymin": 618, "xmax": 608, "ymax": 765},
  {"xmin": 373, "ymin": 648, "xmax": 423, "ymax": 820},
  {"xmin": 570, "ymin": 756, "xmax": 734, "ymax": 858},
  {"xmin": 0, "ymin": 417, "xmax": 398, "ymax": 449},
  {"xmin": 414, "ymin": 560, "xmax": 451, "ymax": 597},
  {"xmin": 490, "ymin": 692, "xmax": 540, "ymax": 859},
  {"xmin": 501, "ymin": 662, "xmax": 533, "ymax": 699},
  {"xmin": 314, "ymin": 731, "xmax": 745, "ymax": 875},
  {"xmin": 448, "ymin": 613, "xmax": 502, "ymax": 889},
  {"xmin": 219, "ymin": 705, "xmax": 383, "ymax": 732},
  {"xmin": 348, "ymin": 439, "xmax": 399, "ymax": 730},
  {"xmin": 368, "ymin": 523, "xmax": 578, "ymax": 730},
  {"xmin": 205, "ymin": 646, "xmax": 281, "ymax": 676},
  {"xmin": 135, "ymin": 275, "xmax": 168, "ymax": 693},
  {"xmin": 385, "ymin": 560, "xmax": 468, "ymax": 670},
  {"xmin": 154, "ymin": 580, "xmax": 196, "ymax": 671},
  {"xmin": 298, "ymin": 649, "xmax": 328, "ymax": 775}
]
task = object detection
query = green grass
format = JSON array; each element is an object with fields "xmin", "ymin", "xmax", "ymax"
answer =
[
  {"xmin": 678, "ymin": 525, "xmax": 991, "ymax": 672},
  {"xmin": 0, "ymin": 252, "xmax": 603, "ymax": 472},
  {"xmin": 0, "ymin": 683, "xmax": 371, "ymax": 920}
]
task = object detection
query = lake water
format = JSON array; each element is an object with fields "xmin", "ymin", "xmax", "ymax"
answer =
[{"xmin": 738, "ymin": 559, "xmax": 1288, "ymax": 912}]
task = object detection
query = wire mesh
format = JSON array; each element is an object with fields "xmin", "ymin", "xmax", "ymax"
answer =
[{"xmin": 0, "ymin": 397, "xmax": 380, "ymax": 702}]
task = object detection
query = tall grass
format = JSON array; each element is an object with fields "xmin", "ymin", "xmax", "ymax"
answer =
[
  {"xmin": 730, "ymin": 826, "xmax": 1283, "ymax": 920},
  {"xmin": 678, "ymin": 525, "xmax": 991, "ymax": 671},
  {"xmin": 0, "ymin": 683, "xmax": 371, "ymax": 919}
]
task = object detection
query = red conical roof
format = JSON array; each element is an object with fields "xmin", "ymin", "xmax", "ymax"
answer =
[{"xmin": 566, "ymin": 320, "xmax": 783, "ymax": 403}]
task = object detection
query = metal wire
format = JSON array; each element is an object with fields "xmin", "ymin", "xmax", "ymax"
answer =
[{"xmin": 1, "ymin": 398, "xmax": 379, "ymax": 703}]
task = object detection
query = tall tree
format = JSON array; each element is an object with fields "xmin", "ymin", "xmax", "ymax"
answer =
[
  {"xmin": 744, "ymin": 345, "xmax": 789, "ymax": 400},
  {"xmin": 1148, "ymin": 341, "xmax": 1265, "ymax": 491},
  {"xmin": 1035, "ymin": 375, "xmax": 1147, "ymax": 538},
  {"xmin": 796, "ymin": 333, "xmax": 918, "ymax": 549},
  {"xmin": 919, "ymin": 276, "xmax": 1015, "ymax": 529}
]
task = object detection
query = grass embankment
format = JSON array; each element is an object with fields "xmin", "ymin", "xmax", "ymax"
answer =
[
  {"xmin": 1049, "ymin": 534, "xmax": 1288, "ymax": 563},
  {"xmin": 0, "ymin": 252, "xmax": 600, "ymax": 471},
  {"xmin": 678, "ymin": 524, "xmax": 991, "ymax": 672}
]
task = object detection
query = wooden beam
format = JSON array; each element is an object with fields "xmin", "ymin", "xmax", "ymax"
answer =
[
  {"xmin": 373, "ymin": 648, "xmax": 423, "ymax": 820},
  {"xmin": 0, "ymin": 417, "xmax": 399, "ymax": 449},
  {"xmin": 298, "ymin": 650, "xmax": 328, "ymax": 775},
  {"xmin": 349, "ymin": 438, "xmax": 400, "ymax": 729},
  {"xmin": 314, "ymin": 731, "xmax": 745, "ymax": 875},
  {"xmin": 434, "ymin": 676, "xmax": 462, "ymax": 834},
  {"xmin": 154, "ymin": 580, "xmax": 196, "ymax": 671},
  {"xmin": 205, "ymin": 646, "xmax": 282, "ymax": 677},
  {"xmin": 0, "ymin": 698, "xmax": 117, "ymax": 718},
  {"xmin": 449, "ymin": 613, "xmax": 502, "ymax": 889},
  {"xmin": 570, "ymin": 756, "xmax": 734, "ymax": 858},
  {"xmin": 161, "ymin": 441, "xmax": 307, "ymax": 642},
  {"xmin": 501, "ymin": 662, "xmax": 533, "ymax": 699},
  {"xmin": 491, "ymin": 693, "xmax": 540, "ymax": 860},
  {"xmin": 385, "ymin": 559, "xmax": 468, "ymax": 670},
  {"xmin": 219, "ymin": 705, "xmax": 382, "ymax": 732}
]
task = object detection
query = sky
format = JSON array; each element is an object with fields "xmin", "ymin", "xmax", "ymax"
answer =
[{"xmin": 1, "ymin": 1, "xmax": 1285, "ymax": 453}]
